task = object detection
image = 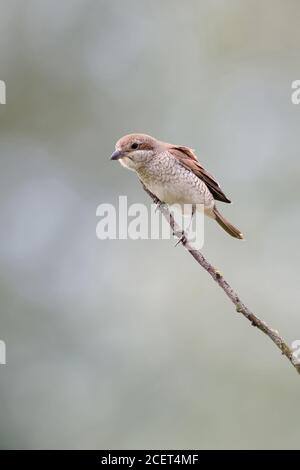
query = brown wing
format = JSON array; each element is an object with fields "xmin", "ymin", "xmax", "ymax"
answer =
[{"xmin": 169, "ymin": 146, "xmax": 231, "ymax": 203}]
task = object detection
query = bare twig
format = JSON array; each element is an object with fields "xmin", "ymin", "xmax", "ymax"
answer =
[{"xmin": 141, "ymin": 183, "xmax": 300, "ymax": 375}]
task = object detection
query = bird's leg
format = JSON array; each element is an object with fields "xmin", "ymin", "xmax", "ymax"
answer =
[
  {"xmin": 174, "ymin": 204, "xmax": 196, "ymax": 247},
  {"xmin": 186, "ymin": 203, "xmax": 196, "ymax": 234}
]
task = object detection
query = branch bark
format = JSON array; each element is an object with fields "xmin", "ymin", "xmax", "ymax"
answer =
[{"xmin": 142, "ymin": 183, "xmax": 300, "ymax": 375}]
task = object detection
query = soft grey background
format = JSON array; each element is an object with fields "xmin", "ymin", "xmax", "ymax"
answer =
[{"xmin": 0, "ymin": 0, "xmax": 300, "ymax": 450}]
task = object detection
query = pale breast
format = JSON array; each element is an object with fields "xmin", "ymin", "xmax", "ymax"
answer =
[{"xmin": 137, "ymin": 153, "xmax": 214, "ymax": 207}]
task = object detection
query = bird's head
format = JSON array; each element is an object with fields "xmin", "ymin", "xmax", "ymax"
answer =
[{"xmin": 110, "ymin": 133, "xmax": 160, "ymax": 170}]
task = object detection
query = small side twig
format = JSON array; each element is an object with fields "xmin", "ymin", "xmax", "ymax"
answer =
[{"xmin": 141, "ymin": 182, "xmax": 300, "ymax": 375}]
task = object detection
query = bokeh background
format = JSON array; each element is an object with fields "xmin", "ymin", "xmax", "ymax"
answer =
[{"xmin": 1, "ymin": 0, "xmax": 300, "ymax": 450}]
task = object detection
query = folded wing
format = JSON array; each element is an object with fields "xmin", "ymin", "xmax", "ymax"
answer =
[{"xmin": 169, "ymin": 146, "xmax": 231, "ymax": 203}]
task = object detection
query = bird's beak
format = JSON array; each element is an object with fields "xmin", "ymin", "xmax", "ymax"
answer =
[{"xmin": 110, "ymin": 150, "xmax": 124, "ymax": 161}]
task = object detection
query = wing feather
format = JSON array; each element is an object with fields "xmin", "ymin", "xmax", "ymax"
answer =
[{"xmin": 169, "ymin": 146, "xmax": 231, "ymax": 203}]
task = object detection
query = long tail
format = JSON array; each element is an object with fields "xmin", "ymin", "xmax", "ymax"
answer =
[{"xmin": 213, "ymin": 207, "xmax": 244, "ymax": 239}]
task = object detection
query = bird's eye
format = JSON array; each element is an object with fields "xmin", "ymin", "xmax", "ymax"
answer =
[{"xmin": 131, "ymin": 142, "xmax": 138, "ymax": 149}]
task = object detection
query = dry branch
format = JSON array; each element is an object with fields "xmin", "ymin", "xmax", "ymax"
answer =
[{"xmin": 141, "ymin": 183, "xmax": 300, "ymax": 375}]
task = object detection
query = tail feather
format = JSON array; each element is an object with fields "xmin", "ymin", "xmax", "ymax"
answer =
[{"xmin": 213, "ymin": 207, "xmax": 244, "ymax": 240}]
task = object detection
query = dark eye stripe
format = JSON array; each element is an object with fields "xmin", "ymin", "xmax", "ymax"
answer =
[{"xmin": 138, "ymin": 142, "xmax": 152, "ymax": 150}]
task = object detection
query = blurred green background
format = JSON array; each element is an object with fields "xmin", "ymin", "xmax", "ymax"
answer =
[{"xmin": 1, "ymin": 0, "xmax": 300, "ymax": 450}]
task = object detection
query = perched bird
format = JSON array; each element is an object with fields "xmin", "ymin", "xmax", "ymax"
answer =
[{"xmin": 111, "ymin": 133, "xmax": 243, "ymax": 239}]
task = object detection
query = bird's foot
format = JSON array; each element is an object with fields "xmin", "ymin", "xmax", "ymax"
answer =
[
  {"xmin": 174, "ymin": 231, "xmax": 187, "ymax": 247},
  {"xmin": 155, "ymin": 200, "xmax": 166, "ymax": 212}
]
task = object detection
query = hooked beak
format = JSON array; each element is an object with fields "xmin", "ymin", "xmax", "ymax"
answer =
[{"xmin": 110, "ymin": 150, "xmax": 125, "ymax": 161}]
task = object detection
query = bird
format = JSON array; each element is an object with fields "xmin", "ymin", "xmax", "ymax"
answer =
[{"xmin": 111, "ymin": 133, "xmax": 243, "ymax": 239}]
